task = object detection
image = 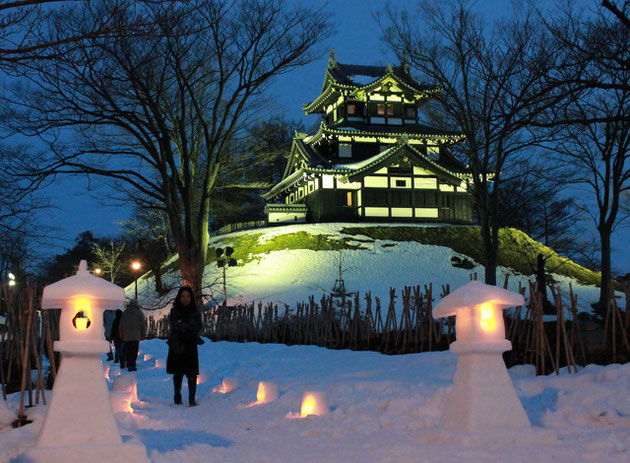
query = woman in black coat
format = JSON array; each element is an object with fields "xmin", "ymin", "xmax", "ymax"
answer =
[{"xmin": 167, "ymin": 286, "xmax": 202, "ymax": 406}]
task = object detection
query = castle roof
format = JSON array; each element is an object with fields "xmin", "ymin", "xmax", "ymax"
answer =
[
  {"xmin": 303, "ymin": 54, "xmax": 440, "ymax": 115},
  {"xmin": 262, "ymin": 138, "xmax": 470, "ymax": 201}
]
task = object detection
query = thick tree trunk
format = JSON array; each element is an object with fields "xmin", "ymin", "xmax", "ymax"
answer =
[
  {"xmin": 173, "ymin": 210, "xmax": 210, "ymax": 306},
  {"xmin": 480, "ymin": 215, "xmax": 498, "ymax": 286},
  {"xmin": 596, "ymin": 226, "xmax": 612, "ymax": 316},
  {"xmin": 152, "ymin": 264, "xmax": 166, "ymax": 295},
  {"xmin": 177, "ymin": 246, "xmax": 206, "ymax": 299}
]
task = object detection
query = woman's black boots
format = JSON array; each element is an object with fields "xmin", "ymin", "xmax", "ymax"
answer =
[
  {"xmin": 173, "ymin": 375, "xmax": 183, "ymax": 405},
  {"xmin": 188, "ymin": 375, "xmax": 197, "ymax": 406}
]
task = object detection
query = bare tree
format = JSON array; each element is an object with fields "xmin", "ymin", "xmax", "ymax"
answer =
[
  {"xmin": 541, "ymin": 1, "xmax": 630, "ymax": 312},
  {"xmin": 379, "ymin": 0, "xmax": 564, "ymax": 284},
  {"xmin": 0, "ymin": 0, "xmax": 138, "ymax": 66},
  {"xmin": 496, "ymin": 159, "xmax": 581, "ymax": 253},
  {"xmin": 602, "ymin": 0, "xmax": 630, "ymax": 29},
  {"xmin": 91, "ymin": 240, "xmax": 126, "ymax": 284},
  {"xmin": 5, "ymin": 0, "xmax": 332, "ymax": 299},
  {"xmin": 120, "ymin": 206, "xmax": 173, "ymax": 295}
]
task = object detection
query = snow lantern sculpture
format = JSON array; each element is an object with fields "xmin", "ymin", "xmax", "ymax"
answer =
[
  {"xmin": 300, "ymin": 391, "xmax": 329, "ymax": 417},
  {"xmin": 213, "ymin": 377, "xmax": 240, "ymax": 394},
  {"xmin": 432, "ymin": 281, "xmax": 531, "ymax": 442},
  {"xmin": 256, "ymin": 381, "xmax": 279, "ymax": 404},
  {"xmin": 23, "ymin": 260, "xmax": 149, "ymax": 463}
]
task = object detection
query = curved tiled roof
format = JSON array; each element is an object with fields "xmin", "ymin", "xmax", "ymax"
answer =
[
  {"xmin": 304, "ymin": 122, "xmax": 465, "ymax": 146},
  {"xmin": 303, "ymin": 57, "xmax": 440, "ymax": 114},
  {"xmin": 262, "ymin": 138, "xmax": 471, "ymax": 200},
  {"xmin": 338, "ymin": 141, "xmax": 469, "ymax": 184},
  {"xmin": 329, "ymin": 62, "xmax": 437, "ymax": 93}
]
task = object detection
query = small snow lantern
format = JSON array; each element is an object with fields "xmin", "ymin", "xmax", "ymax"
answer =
[
  {"xmin": 213, "ymin": 377, "xmax": 239, "ymax": 394},
  {"xmin": 431, "ymin": 281, "xmax": 532, "ymax": 444},
  {"xmin": 23, "ymin": 260, "xmax": 149, "ymax": 463},
  {"xmin": 300, "ymin": 391, "xmax": 329, "ymax": 417},
  {"xmin": 256, "ymin": 382, "xmax": 279, "ymax": 404}
]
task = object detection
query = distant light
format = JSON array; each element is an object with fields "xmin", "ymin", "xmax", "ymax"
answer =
[
  {"xmin": 8, "ymin": 273, "xmax": 15, "ymax": 280},
  {"xmin": 131, "ymin": 261, "xmax": 141, "ymax": 271},
  {"xmin": 8, "ymin": 280, "xmax": 16, "ymax": 287},
  {"xmin": 94, "ymin": 268, "xmax": 102, "ymax": 275}
]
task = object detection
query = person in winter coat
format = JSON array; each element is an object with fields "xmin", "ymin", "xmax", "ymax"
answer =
[
  {"xmin": 103, "ymin": 309, "xmax": 115, "ymax": 361},
  {"xmin": 111, "ymin": 309, "xmax": 126, "ymax": 368},
  {"xmin": 167, "ymin": 286, "xmax": 202, "ymax": 406},
  {"xmin": 118, "ymin": 299, "xmax": 146, "ymax": 372}
]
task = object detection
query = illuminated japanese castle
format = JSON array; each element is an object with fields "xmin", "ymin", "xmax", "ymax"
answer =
[{"xmin": 263, "ymin": 53, "xmax": 473, "ymax": 224}]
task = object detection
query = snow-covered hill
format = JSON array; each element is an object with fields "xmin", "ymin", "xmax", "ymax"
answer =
[{"xmin": 130, "ymin": 223, "xmax": 622, "ymax": 320}]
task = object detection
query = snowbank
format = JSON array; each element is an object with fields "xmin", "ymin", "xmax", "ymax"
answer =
[{"xmin": 2, "ymin": 340, "xmax": 629, "ymax": 462}]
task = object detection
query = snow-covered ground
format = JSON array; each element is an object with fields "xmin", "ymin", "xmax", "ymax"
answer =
[
  {"xmin": 2, "ymin": 340, "xmax": 629, "ymax": 462},
  {"xmin": 132, "ymin": 223, "xmax": 623, "ymax": 320}
]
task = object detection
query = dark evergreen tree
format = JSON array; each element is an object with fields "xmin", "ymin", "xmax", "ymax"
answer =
[{"xmin": 210, "ymin": 118, "xmax": 296, "ymax": 230}]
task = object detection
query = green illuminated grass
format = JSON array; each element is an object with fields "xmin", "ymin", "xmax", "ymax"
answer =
[
  {"xmin": 162, "ymin": 225, "xmax": 600, "ymax": 287},
  {"xmin": 206, "ymin": 230, "xmax": 366, "ymax": 266},
  {"xmin": 340, "ymin": 226, "xmax": 600, "ymax": 286}
]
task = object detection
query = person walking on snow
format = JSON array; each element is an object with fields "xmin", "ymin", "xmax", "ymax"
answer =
[
  {"xmin": 167, "ymin": 286, "xmax": 202, "ymax": 406},
  {"xmin": 119, "ymin": 299, "xmax": 146, "ymax": 372},
  {"xmin": 111, "ymin": 309, "xmax": 126, "ymax": 368}
]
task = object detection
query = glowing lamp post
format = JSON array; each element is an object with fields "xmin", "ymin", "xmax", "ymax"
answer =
[
  {"xmin": 22, "ymin": 260, "xmax": 149, "ymax": 463},
  {"xmin": 432, "ymin": 281, "xmax": 532, "ymax": 443},
  {"xmin": 131, "ymin": 260, "xmax": 141, "ymax": 299}
]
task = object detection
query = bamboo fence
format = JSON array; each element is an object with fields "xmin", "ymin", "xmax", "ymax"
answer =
[
  {"xmin": 144, "ymin": 277, "xmax": 627, "ymax": 372},
  {"xmin": 0, "ymin": 280, "xmax": 59, "ymax": 427}
]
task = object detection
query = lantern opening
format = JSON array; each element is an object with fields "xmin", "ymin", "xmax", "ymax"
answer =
[
  {"xmin": 479, "ymin": 304, "xmax": 496, "ymax": 331},
  {"xmin": 72, "ymin": 311, "xmax": 91, "ymax": 330},
  {"xmin": 299, "ymin": 391, "xmax": 329, "ymax": 417},
  {"xmin": 256, "ymin": 387, "xmax": 266, "ymax": 403},
  {"xmin": 212, "ymin": 377, "xmax": 239, "ymax": 394},
  {"xmin": 300, "ymin": 396, "xmax": 316, "ymax": 417}
]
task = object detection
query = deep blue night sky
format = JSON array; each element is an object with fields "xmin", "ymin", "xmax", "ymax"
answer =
[{"xmin": 35, "ymin": 0, "xmax": 629, "ymax": 273}]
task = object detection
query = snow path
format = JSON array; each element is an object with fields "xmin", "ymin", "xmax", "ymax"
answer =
[{"xmin": 2, "ymin": 340, "xmax": 629, "ymax": 462}]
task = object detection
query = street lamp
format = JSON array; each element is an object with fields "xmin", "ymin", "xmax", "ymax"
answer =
[
  {"xmin": 94, "ymin": 268, "xmax": 102, "ymax": 276},
  {"xmin": 131, "ymin": 261, "xmax": 141, "ymax": 299},
  {"xmin": 8, "ymin": 273, "xmax": 15, "ymax": 287}
]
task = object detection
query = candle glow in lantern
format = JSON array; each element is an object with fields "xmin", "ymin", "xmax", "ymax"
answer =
[
  {"xmin": 22, "ymin": 260, "xmax": 149, "ymax": 463},
  {"xmin": 213, "ymin": 377, "xmax": 240, "ymax": 394},
  {"xmin": 300, "ymin": 391, "xmax": 329, "ymax": 417},
  {"xmin": 256, "ymin": 381, "xmax": 279, "ymax": 404},
  {"xmin": 431, "ymin": 281, "xmax": 536, "ymax": 445}
]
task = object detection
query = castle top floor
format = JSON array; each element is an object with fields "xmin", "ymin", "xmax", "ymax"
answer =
[{"xmin": 303, "ymin": 53, "xmax": 440, "ymax": 128}]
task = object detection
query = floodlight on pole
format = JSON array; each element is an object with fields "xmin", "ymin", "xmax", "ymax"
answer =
[{"xmin": 215, "ymin": 248, "xmax": 237, "ymax": 305}]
